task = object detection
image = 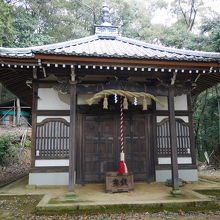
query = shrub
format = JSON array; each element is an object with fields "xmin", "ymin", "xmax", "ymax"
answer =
[
  {"xmin": 0, "ymin": 134, "xmax": 32, "ymax": 166},
  {"xmin": 23, "ymin": 139, "xmax": 32, "ymax": 148},
  {"xmin": 0, "ymin": 135, "xmax": 15, "ymax": 165}
]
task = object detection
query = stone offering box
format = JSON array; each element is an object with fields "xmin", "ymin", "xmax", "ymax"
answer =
[{"xmin": 105, "ymin": 172, "xmax": 134, "ymax": 193}]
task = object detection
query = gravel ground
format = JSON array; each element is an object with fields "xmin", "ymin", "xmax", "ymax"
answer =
[
  {"xmin": 1, "ymin": 195, "xmax": 220, "ymax": 220},
  {"xmin": 0, "ymin": 147, "xmax": 31, "ymax": 186},
  {"xmin": 0, "ymin": 165, "xmax": 29, "ymax": 186}
]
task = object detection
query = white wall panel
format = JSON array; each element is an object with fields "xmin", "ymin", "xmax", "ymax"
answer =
[
  {"xmin": 174, "ymin": 95, "xmax": 188, "ymax": 110},
  {"xmin": 158, "ymin": 157, "xmax": 192, "ymax": 164},
  {"xmin": 156, "ymin": 116, "xmax": 189, "ymax": 123},
  {"xmin": 157, "ymin": 116, "xmax": 168, "ymax": 123},
  {"xmin": 156, "ymin": 95, "xmax": 188, "ymax": 111},
  {"xmin": 156, "ymin": 169, "xmax": 198, "ymax": 182},
  {"xmin": 29, "ymin": 173, "xmax": 68, "ymax": 185},
  {"xmin": 38, "ymin": 88, "xmax": 70, "ymax": 110},
  {"xmin": 37, "ymin": 116, "xmax": 70, "ymax": 123},
  {"xmin": 35, "ymin": 159, "xmax": 69, "ymax": 167}
]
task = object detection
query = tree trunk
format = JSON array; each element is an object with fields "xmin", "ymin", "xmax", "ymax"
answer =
[
  {"xmin": 194, "ymin": 90, "xmax": 208, "ymax": 151},
  {"xmin": 16, "ymin": 98, "xmax": 21, "ymax": 126}
]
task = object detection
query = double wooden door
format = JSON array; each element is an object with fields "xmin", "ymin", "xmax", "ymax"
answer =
[{"xmin": 80, "ymin": 113, "xmax": 153, "ymax": 183}]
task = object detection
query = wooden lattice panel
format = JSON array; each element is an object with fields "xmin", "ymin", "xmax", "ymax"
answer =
[
  {"xmin": 157, "ymin": 118, "xmax": 191, "ymax": 156},
  {"xmin": 35, "ymin": 118, "xmax": 70, "ymax": 158}
]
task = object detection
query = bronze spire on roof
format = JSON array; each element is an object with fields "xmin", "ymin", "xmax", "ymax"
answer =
[
  {"xmin": 94, "ymin": 4, "xmax": 119, "ymax": 37},
  {"xmin": 102, "ymin": 3, "xmax": 111, "ymax": 26}
]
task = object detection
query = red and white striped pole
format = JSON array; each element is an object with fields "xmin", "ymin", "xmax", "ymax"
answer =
[{"xmin": 118, "ymin": 97, "xmax": 128, "ymax": 174}]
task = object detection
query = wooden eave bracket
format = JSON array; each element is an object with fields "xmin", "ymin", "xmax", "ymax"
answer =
[{"xmin": 171, "ymin": 71, "xmax": 177, "ymax": 85}]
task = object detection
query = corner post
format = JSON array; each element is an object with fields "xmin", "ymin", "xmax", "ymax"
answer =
[
  {"xmin": 31, "ymin": 81, "xmax": 38, "ymax": 168},
  {"xmin": 69, "ymin": 70, "xmax": 77, "ymax": 192},
  {"xmin": 168, "ymin": 87, "xmax": 179, "ymax": 190}
]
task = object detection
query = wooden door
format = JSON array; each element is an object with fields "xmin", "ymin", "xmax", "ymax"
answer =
[
  {"xmin": 81, "ymin": 113, "xmax": 152, "ymax": 183},
  {"xmin": 122, "ymin": 114, "xmax": 149, "ymax": 181},
  {"xmin": 82, "ymin": 115, "xmax": 117, "ymax": 182}
]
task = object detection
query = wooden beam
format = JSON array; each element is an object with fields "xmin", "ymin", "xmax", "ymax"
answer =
[
  {"xmin": 35, "ymin": 54, "xmax": 220, "ymax": 68},
  {"xmin": 168, "ymin": 87, "xmax": 179, "ymax": 190},
  {"xmin": 36, "ymin": 110, "xmax": 70, "ymax": 116},
  {"xmin": 0, "ymin": 57, "xmax": 37, "ymax": 63},
  {"xmin": 76, "ymin": 83, "xmax": 169, "ymax": 96},
  {"xmin": 69, "ymin": 83, "xmax": 77, "ymax": 191}
]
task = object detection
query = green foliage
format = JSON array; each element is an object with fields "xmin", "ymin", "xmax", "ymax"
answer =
[
  {"xmin": 0, "ymin": 0, "xmax": 168, "ymax": 46},
  {"xmin": 195, "ymin": 189, "xmax": 220, "ymax": 197},
  {"xmin": 0, "ymin": 1, "xmax": 14, "ymax": 46},
  {"xmin": 0, "ymin": 0, "xmax": 218, "ymax": 53},
  {"xmin": 0, "ymin": 134, "xmax": 31, "ymax": 166},
  {"xmin": 23, "ymin": 139, "xmax": 32, "ymax": 148},
  {"xmin": 11, "ymin": 2, "xmax": 53, "ymax": 47},
  {"xmin": 0, "ymin": 135, "xmax": 15, "ymax": 165},
  {"xmin": 193, "ymin": 86, "xmax": 220, "ymax": 163},
  {"xmin": 0, "ymin": 83, "xmax": 15, "ymax": 103},
  {"xmin": 200, "ymin": 15, "xmax": 220, "ymax": 52},
  {"xmin": 170, "ymin": 0, "xmax": 204, "ymax": 31}
]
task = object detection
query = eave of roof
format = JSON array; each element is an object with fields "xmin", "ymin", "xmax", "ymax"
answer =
[{"xmin": 1, "ymin": 35, "xmax": 220, "ymax": 63}]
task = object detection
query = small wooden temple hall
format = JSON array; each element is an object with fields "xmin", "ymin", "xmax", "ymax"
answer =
[{"xmin": 1, "ymin": 5, "xmax": 220, "ymax": 190}]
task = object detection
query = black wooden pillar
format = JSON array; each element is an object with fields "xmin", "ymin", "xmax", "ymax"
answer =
[
  {"xmin": 69, "ymin": 83, "xmax": 77, "ymax": 191},
  {"xmin": 168, "ymin": 87, "xmax": 179, "ymax": 190},
  {"xmin": 187, "ymin": 94, "xmax": 196, "ymax": 165},
  {"xmin": 31, "ymin": 81, "xmax": 38, "ymax": 168}
]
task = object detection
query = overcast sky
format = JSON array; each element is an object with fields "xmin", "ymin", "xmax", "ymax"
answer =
[{"xmin": 151, "ymin": 0, "xmax": 220, "ymax": 25}]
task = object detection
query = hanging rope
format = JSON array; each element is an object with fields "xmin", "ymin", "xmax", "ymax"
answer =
[
  {"xmin": 120, "ymin": 98, "xmax": 124, "ymax": 153},
  {"xmin": 86, "ymin": 89, "xmax": 164, "ymax": 109},
  {"xmin": 118, "ymin": 98, "xmax": 128, "ymax": 174}
]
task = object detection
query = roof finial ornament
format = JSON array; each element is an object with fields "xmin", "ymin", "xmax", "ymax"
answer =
[
  {"xmin": 94, "ymin": 3, "xmax": 118, "ymax": 36},
  {"xmin": 102, "ymin": 4, "xmax": 111, "ymax": 26}
]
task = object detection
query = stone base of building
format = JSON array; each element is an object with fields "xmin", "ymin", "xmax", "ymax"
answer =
[
  {"xmin": 29, "ymin": 172, "xmax": 69, "ymax": 186},
  {"xmin": 28, "ymin": 169, "xmax": 198, "ymax": 186},
  {"xmin": 155, "ymin": 169, "xmax": 198, "ymax": 182}
]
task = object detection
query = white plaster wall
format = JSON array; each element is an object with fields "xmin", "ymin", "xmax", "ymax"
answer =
[
  {"xmin": 174, "ymin": 95, "xmax": 188, "ymax": 110},
  {"xmin": 156, "ymin": 95, "xmax": 188, "ymax": 111},
  {"xmin": 156, "ymin": 96, "xmax": 168, "ymax": 110},
  {"xmin": 156, "ymin": 116, "xmax": 189, "ymax": 123},
  {"xmin": 155, "ymin": 169, "xmax": 198, "ymax": 182},
  {"xmin": 35, "ymin": 159, "xmax": 69, "ymax": 167},
  {"xmin": 29, "ymin": 173, "xmax": 68, "ymax": 185},
  {"xmin": 38, "ymin": 88, "xmax": 70, "ymax": 110},
  {"xmin": 158, "ymin": 157, "xmax": 192, "ymax": 165},
  {"xmin": 37, "ymin": 116, "xmax": 70, "ymax": 123}
]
